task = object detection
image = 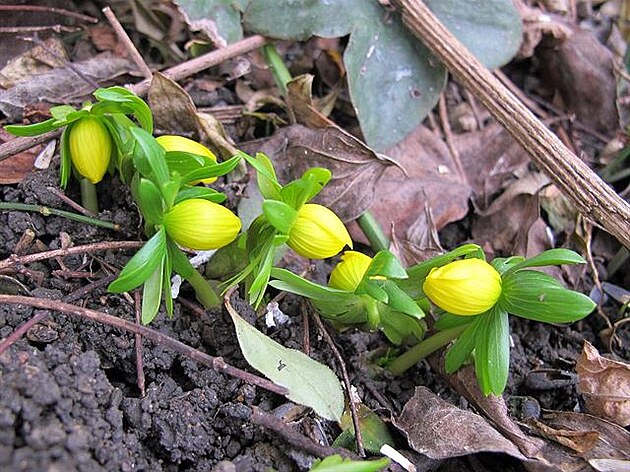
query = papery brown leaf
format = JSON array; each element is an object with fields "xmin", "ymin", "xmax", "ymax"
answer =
[
  {"xmin": 526, "ymin": 417, "xmax": 599, "ymax": 454},
  {"xmin": 393, "ymin": 386, "xmax": 525, "ymax": 460},
  {"xmin": 577, "ymin": 341, "xmax": 630, "ymax": 427},
  {"xmin": 367, "ymin": 125, "xmax": 471, "ymax": 248},
  {"xmin": 255, "ymin": 124, "xmax": 396, "ymax": 222},
  {"xmin": 538, "ymin": 28, "xmax": 618, "ymax": 136},
  {"xmin": 148, "ymin": 72, "xmax": 202, "ymax": 138},
  {"xmin": 0, "ymin": 37, "xmax": 68, "ymax": 89}
]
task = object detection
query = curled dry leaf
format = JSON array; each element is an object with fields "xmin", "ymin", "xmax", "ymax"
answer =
[
  {"xmin": 577, "ymin": 341, "xmax": 630, "ymax": 427},
  {"xmin": 393, "ymin": 386, "xmax": 525, "ymax": 461},
  {"xmin": 148, "ymin": 72, "xmax": 202, "ymax": 138},
  {"xmin": 255, "ymin": 124, "xmax": 396, "ymax": 222}
]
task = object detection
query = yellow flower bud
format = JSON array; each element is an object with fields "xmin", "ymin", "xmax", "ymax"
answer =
[
  {"xmin": 68, "ymin": 117, "xmax": 112, "ymax": 184},
  {"xmin": 156, "ymin": 135, "xmax": 218, "ymax": 184},
  {"xmin": 164, "ymin": 199, "xmax": 241, "ymax": 250},
  {"xmin": 287, "ymin": 204, "xmax": 352, "ymax": 259},
  {"xmin": 329, "ymin": 251, "xmax": 373, "ymax": 291},
  {"xmin": 422, "ymin": 259, "xmax": 502, "ymax": 316}
]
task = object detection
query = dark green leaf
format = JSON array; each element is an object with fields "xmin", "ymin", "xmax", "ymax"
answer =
[
  {"xmin": 502, "ymin": 249, "xmax": 586, "ymax": 278},
  {"xmin": 380, "ymin": 280, "xmax": 424, "ymax": 319},
  {"xmin": 500, "ymin": 270, "xmax": 596, "ymax": 323},
  {"xmin": 163, "ymin": 250, "xmax": 173, "ymax": 317},
  {"xmin": 108, "ymin": 228, "xmax": 167, "ymax": 293},
  {"xmin": 474, "ymin": 307, "xmax": 510, "ymax": 395},
  {"xmin": 130, "ymin": 127, "xmax": 170, "ymax": 189},
  {"xmin": 365, "ymin": 251, "xmax": 408, "ymax": 279},
  {"xmin": 5, "ymin": 118, "xmax": 58, "ymax": 137},
  {"xmin": 434, "ymin": 312, "xmax": 475, "ymax": 331},
  {"xmin": 141, "ymin": 256, "xmax": 165, "ymax": 325},
  {"xmin": 356, "ymin": 279, "xmax": 389, "ymax": 303},
  {"xmin": 169, "ymin": 240, "xmax": 196, "ymax": 280},
  {"xmin": 241, "ymin": 152, "xmax": 282, "ymax": 200},
  {"xmin": 263, "ymin": 200, "xmax": 298, "ymax": 235},
  {"xmin": 49, "ymin": 105, "xmax": 77, "ymax": 121},
  {"xmin": 280, "ymin": 167, "xmax": 331, "ymax": 209},
  {"xmin": 174, "ymin": 186, "xmax": 226, "ymax": 204}
]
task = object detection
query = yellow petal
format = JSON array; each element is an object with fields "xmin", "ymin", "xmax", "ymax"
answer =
[
  {"xmin": 68, "ymin": 117, "xmax": 112, "ymax": 184},
  {"xmin": 156, "ymin": 135, "xmax": 218, "ymax": 184},
  {"xmin": 422, "ymin": 258, "xmax": 502, "ymax": 316},
  {"xmin": 329, "ymin": 251, "xmax": 373, "ymax": 291},
  {"xmin": 287, "ymin": 204, "xmax": 352, "ymax": 259},
  {"xmin": 164, "ymin": 199, "xmax": 241, "ymax": 250}
]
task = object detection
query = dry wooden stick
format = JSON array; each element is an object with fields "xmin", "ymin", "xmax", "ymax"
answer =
[{"xmin": 392, "ymin": 0, "xmax": 630, "ymax": 248}]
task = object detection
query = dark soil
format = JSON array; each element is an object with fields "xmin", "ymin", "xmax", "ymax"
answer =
[{"xmin": 1, "ymin": 163, "xmax": 627, "ymax": 471}]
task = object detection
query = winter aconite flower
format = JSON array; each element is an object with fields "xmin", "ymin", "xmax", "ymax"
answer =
[
  {"xmin": 329, "ymin": 251, "xmax": 373, "ymax": 291},
  {"xmin": 423, "ymin": 259, "xmax": 501, "ymax": 316},
  {"xmin": 163, "ymin": 199, "xmax": 241, "ymax": 250},
  {"xmin": 68, "ymin": 116, "xmax": 112, "ymax": 184},
  {"xmin": 287, "ymin": 204, "xmax": 352, "ymax": 259},
  {"xmin": 156, "ymin": 135, "xmax": 218, "ymax": 184}
]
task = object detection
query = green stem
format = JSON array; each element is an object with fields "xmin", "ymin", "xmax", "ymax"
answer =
[
  {"xmin": 388, "ymin": 323, "xmax": 468, "ymax": 376},
  {"xmin": 0, "ymin": 202, "xmax": 119, "ymax": 230},
  {"xmin": 261, "ymin": 44, "xmax": 292, "ymax": 96},
  {"xmin": 185, "ymin": 268, "xmax": 219, "ymax": 308},
  {"xmin": 79, "ymin": 178, "xmax": 99, "ymax": 214},
  {"xmin": 357, "ymin": 211, "xmax": 390, "ymax": 252}
]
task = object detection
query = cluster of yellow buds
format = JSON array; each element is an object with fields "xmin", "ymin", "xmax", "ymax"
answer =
[
  {"xmin": 422, "ymin": 258, "xmax": 502, "ymax": 315},
  {"xmin": 163, "ymin": 198, "xmax": 241, "ymax": 251},
  {"xmin": 286, "ymin": 203, "xmax": 352, "ymax": 259},
  {"xmin": 67, "ymin": 116, "xmax": 113, "ymax": 184}
]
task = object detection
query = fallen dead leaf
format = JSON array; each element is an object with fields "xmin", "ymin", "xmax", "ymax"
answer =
[
  {"xmin": 254, "ymin": 124, "xmax": 396, "ymax": 222},
  {"xmin": 148, "ymin": 72, "xmax": 202, "ymax": 138},
  {"xmin": 0, "ymin": 37, "xmax": 68, "ymax": 89},
  {"xmin": 393, "ymin": 386, "xmax": 525, "ymax": 461},
  {"xmin": 577, "ymin": 341, "xmax": 630, "ymax": 427},
  {"xmin": 0, "ymin": 129, "xmax": 38, "ymax": 184}
]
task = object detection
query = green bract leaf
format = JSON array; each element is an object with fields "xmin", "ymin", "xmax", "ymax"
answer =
[
  {"xmin": 491, "ymin": 256, "xmax": 525, "ymax": 275},
  {"xmin": 280, "ymin": 167, "xmax": 332, "ymax": 209},
  {"xmin": 134, "ymin": 177, "xmax": 164, "ymax": 226},
  {"xmin": 379, "ymin": 280, "xmax": 424, "ymax": 319},
  {"xmin": 93, "ymin": 86, "xmax": 153, "ymax": 132},
  {"xmin": 226, "ymin": 306, "xmax": 345, "ymax": 421},
  {"xmin": 174, "ymin": 186, "xmax": 226, "ymax": 204},
  {"xmin": 270, "ymin": 268, "xmax": 352, "ymax": 302},
  {"xmin": 241, "ymin": 152, "xmax": 282, "ymax": 200},
  {"xmin": 49, "ymin": 105, "xmax": 77, "ymax": 121},
  {"xmin": 130, "ymin": 127, "xmax": 170, "ymax": 189},
  {"xmin": 108, "ymin": 228, "xmax": 167, "ymax": 293},
  {"xmin": 262, "ymin": 200, "xmax": 298, "ymax": 235},
  {"xmin": 310, "ymin": 454, "xmax": 389, "ymax": 472},
  {"xmin": 5, "ymin": 118, "xmax": 58, "ymax": 136},
  {"xmin": 365, "ymin": 251, "xmax": 408, "ymax": 279},
  {"xmin": 162, "ymin": 249, "xmax": 173, "ymax": 317},
  {"xmin": 474, "ymin": 307, "xmax": 510, "ymax": 395},
  {"xmin": 500, "ymin": 270, "xmax": 596, "ymax": 323},
  {"xmin": 59, "ymin": 126, "xmax": 72, "ymax": 189},
  {"xmin": 434, "ymin": 312, "xmax": 475, "ymax": 331},
  {"xmin": 444, "ymin": 316, "xmax": 481, "ymax": 373},
  {"xmin": 502, "ymin": 249, "xmax": 587, "ymax": 278},
  {"xmin": 179, "ymin": 154, "xmax": 242, "ymax": 183},
  {"xmin": 141, "ymin": 255, "xmax": 165, "ymax": 325}
]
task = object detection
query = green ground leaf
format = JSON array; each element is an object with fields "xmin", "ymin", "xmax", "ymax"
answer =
[
  {"xmin": 425, "ymin": 0, "xmax": 522, "ymax": 69},
  {"xmin": 474, "ymin": 307, "xmax": 510, "ymax": 395},
  {"xmin": 502, "ymin": 249, "xmax": 586, "ymax": 278},
  {"xmin": 141, "ymin": 256, "xmax": 165, "ymax": 325},
  {"xmin": 227, "ymin": 307, "xmax": 345, "ymax": 421}
]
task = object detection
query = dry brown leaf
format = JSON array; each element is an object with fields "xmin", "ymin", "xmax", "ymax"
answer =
[
  {"xmin": 393, "ymin": 386, "xmax": 526, "ymax": 461},
  {"xmin": 526, "ymin": 417, "xmax": 600, "ymax": 454},
  {"xmin": 286, "ymin": 74, "xmax": 336, "ymax": 129},
  {"xmin": 0, "ymin": 53, "xmax": 132, "ymax": 121},
  {"xmin": 577, "ymin": 341, "xmax": 630, "ymax": 427},
  {"xmin": 538, "ymin": 28, "xmax": 618, "ymax": 136},
  {"xmin": 254, "ymin": 124, "xmax": 396, "ymax": 222},
  {"xmin": 0, "ymin": 37, "xmax": 68, "ymax": 89},
  {"xmin": 148, "ymin": 72, "xmax": 202, "ymax": 138}
]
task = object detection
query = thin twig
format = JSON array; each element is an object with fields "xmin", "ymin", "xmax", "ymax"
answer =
[
  {"xmin": 0, "ymin": 240, "xmax": 143, "ymax": 272},
  {"xmin": 0, "ymin": 5, "xmax": 98, "ymax": 23},
  {"xmin": 46, "ymin": 186, "xmax": 94, "ymax": 217},
  {"xmin": 62, "ymin": 274, "xmax": 117, "ymax": 303},
  {"xmin": 0, "ymin": 295, "xmax": 289, "ymax": 396},
  {"xmin": 0, "ymin": 130, "xmax": 60, "ymax": 163},
  {"xmin": 308, "ymin": 304, "xmax": 365, "ymax": 458},
  {"xmin": 438, "ymin": 94, "xmax": 467, "ymax": 185},
  {"xmin": 102, "ymin": 7, "xmax": 153, "ymax": 80},
  {"xmin": 391, "ymin": 0, "xmax": 630, "ymax": 248},
  {"xmin": 133, "ymin": 290, "xmax": 146, "ymax": 397},
  {"xmin": 249, "ymin": 406, "xmax": 358, "ymax": 459},
  {"xmin": 301, "ymin": 303, "xmax": 311, "ymax": 355},
  {"xmin": 0, "ymin": 26, "xmax": 80, "ymax": 34}
]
